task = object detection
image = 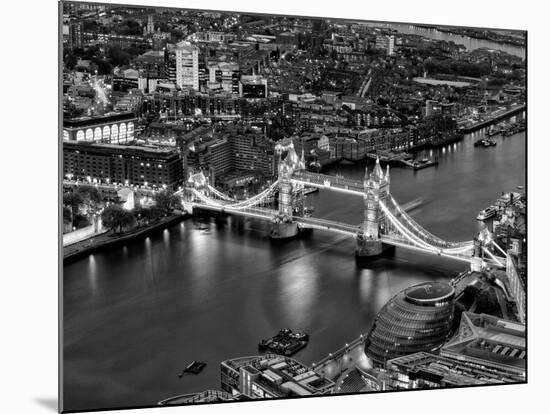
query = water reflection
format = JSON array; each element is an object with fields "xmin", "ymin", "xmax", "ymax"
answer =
[
  {"xmin": 163, "ymin": 229, "xmax": 170, "ymax": 248},
  {"xmin": 87, "ymin": 255, "xmax": 97, "ymax": 295},
  {"xmin": 276, "ymin": 254, "xmax": 319, "ymax": 328}
]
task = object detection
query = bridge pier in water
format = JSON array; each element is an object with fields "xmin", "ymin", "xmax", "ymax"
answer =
[{"xmin": 270, "ymin": 222, "xmax": 300, "ymax": 239}]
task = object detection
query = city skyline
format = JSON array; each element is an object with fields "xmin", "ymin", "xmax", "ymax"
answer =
[{"xmin": 61, "ymin": 2, "xmax": 526, "ymax": 412}]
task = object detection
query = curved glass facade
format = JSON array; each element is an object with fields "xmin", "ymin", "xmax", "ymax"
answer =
[{"xmin": 364, "ymin": 282, "xmax": 455, "ymax": 367}]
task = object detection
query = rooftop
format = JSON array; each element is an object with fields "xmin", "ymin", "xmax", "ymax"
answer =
[
  {"xmin": 441, "ymin": 312, "xmax": 526, "ymax": 372},
  {"xmin": 64, "ymin": 111, "xmax": 136, "ymax": 128},
  {"xmin": 222, "ymin": 354, "xmax": 334, "ymax": 395},
  {"xmin": 404, "ymin": 282, "xmax": 455, "ymax": 304},
  {"xmin": 63, "ymin": 141, "xmax": 179, "ymax": 158}
]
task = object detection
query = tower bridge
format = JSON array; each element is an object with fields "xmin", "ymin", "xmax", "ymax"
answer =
[{"xmin": 179, "ymin": 143, "xmax": 505, "ymax": 270}]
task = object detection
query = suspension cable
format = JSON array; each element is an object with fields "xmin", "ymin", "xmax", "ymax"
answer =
[
  {"xmin": 388, "ymin": 195, "xmax": 472, "ymax": 248},
  {"xmin": 380, "ymin": 201, "xmax": 474, "ymax": 255}
]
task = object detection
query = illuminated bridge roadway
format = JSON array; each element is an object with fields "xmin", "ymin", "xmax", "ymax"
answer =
[{"xmin": 178, "ymin": 158, "xmax": 506, "ymax": 270}]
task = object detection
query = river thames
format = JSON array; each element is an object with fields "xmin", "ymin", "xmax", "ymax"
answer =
[
  {"xmin": 371, "ymin": 22, "xmax": 525, "ymax": 59},
  {"xmin": 63, "ymin": 125, "xmax": 525, "ymax": 411}
]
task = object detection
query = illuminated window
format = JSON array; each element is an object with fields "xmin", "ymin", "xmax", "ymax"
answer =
[
  {"xmin": 63, "ymin": 130, "xmax": 69, "ymax": 141},
  {"xmin": 94, "ymin": 127, "xmax": 102, "ymax": 142},
  {"xmin": 111, "ymin": 124, "xmax": 119, "ymax": 143},
  {"xmin": 127, "ymin": 122, "xmax": 134, "ymax": 139},
  {"xmin": 102, "ymin": 125, "xmax": 110, "ymax": 141},
  {"xmin": 119, "ymin": 123, "xmax": 127, "ymax": 143},
  {"xmin": 85, "ymin": 129, "xmax": 93, "ymax": 141}
]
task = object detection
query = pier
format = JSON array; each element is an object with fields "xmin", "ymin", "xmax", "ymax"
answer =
[{"xmin": 458, "ymin": 104, "xmax": 526, "ymax": 134}]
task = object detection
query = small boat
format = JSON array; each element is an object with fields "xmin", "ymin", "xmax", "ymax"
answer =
[
  {"xmin": 486, "ymin": 126, "xmax": 500, "ymax": 137},
  {"xmin": 182, "ymin": 361, "xmax": 207, "ymax": 375},
  {"xmin": 288, "ymin": 331, "xmax": 309, "ymax": 341},
  {"xmin": 477, "ymin": 206, "xmax": 497, "ymax": 221},
  {"xmin": 474, "ymin": 138, "xmax": 497, "ymax": 148}
]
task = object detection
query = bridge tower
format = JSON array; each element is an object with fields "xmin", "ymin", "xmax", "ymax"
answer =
[
  {"xmin": 271, "ymin": 143, "xmax": 303, "ymax": 239},
  {"xmin": 278, "ymin": 161, "xmax": 294, "ymax": 217},
  {"xmin": 356, "ymin": 158, "xmax": 390, "ymax": 258}
]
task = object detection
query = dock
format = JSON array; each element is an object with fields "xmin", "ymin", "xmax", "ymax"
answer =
[
  {"xmin": 366, "ymin": 151, "xmax": 438, "ymax": 170},
  {"xmin": 458, "ymin": 104, "xmax": 526, "ymax": 134}
]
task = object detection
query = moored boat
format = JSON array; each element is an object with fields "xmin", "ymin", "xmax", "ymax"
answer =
[
  {"xmin": 258, "ymin": 329, "xmax": 309, "ymax": 356},
  {"xmin": 476, "ymin": 206, "xmax": 497, "ymax": 221}
]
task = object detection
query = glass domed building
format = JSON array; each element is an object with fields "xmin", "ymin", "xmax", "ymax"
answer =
[{"xmin": 364, "ymin": 282, "xmax": 455, "ymax": 367}]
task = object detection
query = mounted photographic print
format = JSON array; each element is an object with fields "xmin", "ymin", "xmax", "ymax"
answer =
[{"xmin": 60, "ymin": 1, "xmax": 527, "ymax": 412}]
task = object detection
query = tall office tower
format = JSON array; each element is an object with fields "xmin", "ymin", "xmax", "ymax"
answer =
[
  {"xmin": 147, "ymin": 14, "xmax": 154, "ymax": 34},
  {"xmin": 375, "ymin": 35, "xmax": 395, "ymax": 56},
  {"xmin": 175, "ymin": 42, "xmax": 199, "ymax": 91},
  {"xmin": 68, "ymin": 21, "xmax": 83, "ymax": 49},
  {"xmin": 387, "ymin": 35, "xmax": 395, "ymax": 56}
]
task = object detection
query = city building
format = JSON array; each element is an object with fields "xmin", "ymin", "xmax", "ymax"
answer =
[
  {"xmin": 333, "ymin": 367, "xmax": 389, "ymax": 393},
  {"xmin": 221, "ymin": 354, "xmax": 335, "ymax": 398},
  {"xmin": 506, "ymin": 253, "xmax": 526, "ymax": 324},
  {"xmin": 113, "ymin": 90, "xmax": 143, "ymax": 113},
  {"xmin": 63, "ymin": 141, "xmax": 184, "ymax": 190},
  {"xmin": 376, "ymin": 34, "xmax": 395, "ymax": 56},
  {"xmin": 387, "ymin": 349, "xmax": 523, "ymax": 389},
  {"xmin": 135, "ymin": 50, "xmax": 168, "ymax": 80},
  {"xmin": 68, "ymin": 21, "xmax": 83, "ymax": 49},
  {"xmin": 159, "ymin": 390, "xmax": 241, "ymax": 405},
  {"xmin": 239, "ymin": 75, "xmax": 268, "ymax": 98},
  {"xmin": 63, "ymin": 112, "xmax": 137, "ymax": 144},
  {"xmin": 145, "ymin": 91, "xmax": 241, "ymax": 118},
  {"xmin": 145, "ymin": 14, "xmax": 154, "ymax": 35},
  {"xmin": 175, "ymin": 42, "xmax": 199, "ymax": 91},
  {"xmin": 426, "ymin": 100, "xmax": 457, "ymax": 118},
  {"xmin": 364, "ymin": 282, "xmax": 456, "ymax": 367},
  {"xmin": 186, "ymin": 129, "xmax": 278, "ymax": 186},
  {"xmin": 207, "ymin": 62, "xmax": 241, "ymax": 94},
  {"xmin": 193, "ymin": 31, "xmax": 236, "ymax": 43},
  {"xmin": 439, "ymin": 312, "xmax": 526, "ymax": 379},
  {"xmin": 88, "ymin": 33, "xmax": 151, "ymax": 49}
]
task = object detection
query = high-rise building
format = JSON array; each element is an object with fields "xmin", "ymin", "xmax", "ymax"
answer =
[
  {"xmin": 175, "ymin": 42, "xmax": 199, "ymax": 91},
  {"xmin": 68, "ymin": 21, "xmax": 83, "ymax": 49},
  {"xmin": 376, "ymin": 35, "xmax": 395, "ymax": 56},
  {"xmin": 146, "ymin": 14, "xmax": 154, "ymax": 35}
]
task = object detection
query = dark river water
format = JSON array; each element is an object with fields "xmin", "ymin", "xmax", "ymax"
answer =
[{"xmin": 63, "ymin": 122, "xmax": 526, "ymax": 411}]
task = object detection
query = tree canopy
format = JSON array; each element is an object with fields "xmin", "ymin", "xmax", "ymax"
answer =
[
  {"xmin": 153, "ymin": 190, "xmax": 181, "ymax": 215},
  {"xmin": 101, "ymin": 204, "xmax": 134, "ymax": 234}
]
